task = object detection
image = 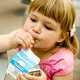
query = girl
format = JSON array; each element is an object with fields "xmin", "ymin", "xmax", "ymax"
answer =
[
  {"xmin": 17, "ymin": 0, "xmax": 79, "ymax": 80},
  {"xmin": 16, "ymin": 0, "xmax": 80, "ymax": 80}
]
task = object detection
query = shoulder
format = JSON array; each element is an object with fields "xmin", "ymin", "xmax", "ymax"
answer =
[
  {"xmin": 56, "ymin": 48, "xmax": 74, "ymax": 61},
  {"xmin": 40, "ymin": 48, "xmax": 74, "ymax": 76},
  {"xmin": 59, "ymin": 48, "xmax": 74, "ymax": 67},
  {"xmin": 52, "ymin": 48, "xmax": 74, "ymax": 76},
  {"xmin": 49, "ymin": 48, "xmax": 74, "ymax": 65}
]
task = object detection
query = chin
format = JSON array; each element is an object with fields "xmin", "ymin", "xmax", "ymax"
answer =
[{"xmin": 32, "ymin": 46, "xmax": 49, "ymax": 52}]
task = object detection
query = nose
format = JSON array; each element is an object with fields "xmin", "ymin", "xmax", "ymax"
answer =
[{"xmin": 32, "ymin": 22, "xmax": 42, "ymax": 34}]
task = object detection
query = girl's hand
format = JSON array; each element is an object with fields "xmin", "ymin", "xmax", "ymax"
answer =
[
  {"xmin": 17, "ymin": 70, "xmax": 46, "ymax": 80},
  {"xmin": 9, "ymin": 28, "xmax": 34, "ymax": 49}
]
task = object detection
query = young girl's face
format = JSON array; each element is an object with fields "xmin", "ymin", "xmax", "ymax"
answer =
[{"xmin": 23, "ymin": 11, "xmax": 62, "ymax": 51}]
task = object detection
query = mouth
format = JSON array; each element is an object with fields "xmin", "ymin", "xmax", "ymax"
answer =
[
  {"xmin": 33, "ymin": 35, "xmax": 41, "ymax": 42},
  {"xmin": 34, "ymin": 38, "xmax": 39, "ymax": 43}
]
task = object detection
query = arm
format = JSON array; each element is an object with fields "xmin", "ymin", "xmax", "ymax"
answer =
[
  {"xmin": 0, "ymin": 29, "xmax": 34, "ymax": 53},
  {"xmin": 0, "ymin": 34, "xmax": 11, "ymax": 53}
]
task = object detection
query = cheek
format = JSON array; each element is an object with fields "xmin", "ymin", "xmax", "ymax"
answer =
[
  {"xmin": 42, "ymin": 33, "xmax": 58, "ymax": 45},
  {"xmin": 41, "ymin": 34, "xmax": 55, "ymax": 46}
]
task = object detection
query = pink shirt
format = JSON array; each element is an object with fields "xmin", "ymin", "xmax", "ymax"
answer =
[{"xmin": 39, "ymin": 48, "xmax": 74, "ymax": 80}]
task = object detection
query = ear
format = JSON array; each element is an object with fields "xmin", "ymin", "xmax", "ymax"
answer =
[{"xmin": 57, "ymin": 32, "xmax": 67, "ymax": 43}]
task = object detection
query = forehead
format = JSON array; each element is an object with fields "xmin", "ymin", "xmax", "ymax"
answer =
[{"xmin": 29, "ymin": 11, "xmax": 60, "ymax": 26}]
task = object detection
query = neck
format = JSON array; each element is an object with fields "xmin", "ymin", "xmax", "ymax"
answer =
[{"xmin": 31, "ymin": 47, "xmax": 60, "ymax": 59}]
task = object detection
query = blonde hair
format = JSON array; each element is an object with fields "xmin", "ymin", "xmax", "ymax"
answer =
[{"xmin": 27, "ymin": 0, "xmax": 79, "ymax": 56}]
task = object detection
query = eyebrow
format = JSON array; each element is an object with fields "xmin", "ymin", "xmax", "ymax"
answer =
[
  {"xmin": 44, "ymin": 21, "xmax": 52, "ymax": 25},
  {"xmin": 31, "ymin": 14, "xmax": 38, "ymax": 18}
]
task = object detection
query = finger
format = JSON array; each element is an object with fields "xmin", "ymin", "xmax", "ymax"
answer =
[
  {"xmin": 25, "ymin": 38, "xmax": 34, "ymax": 48},
  {"xmin": 16, "ymin": 33, "xmax": 30, "ymax": 48},
  {"xmin": 24, "ymin": 33, "xmax": 34, "ymax": 48},
  {"xmin": 18, "ymin": 32, "xmax": 34, "ymax": 48},
  {"xmin": 22, "ymin": 73, "xmax": 40, "ymax": 80},
  {"xmin": 18, "ymin": 74, "xmax": 27, "ymax": 80},
  {"xmin": 26, "ymin": 33, "xmax": 34, "ymax": 45},
  {"xmin": 16, "ymin": 36, "xmax": 26, "ymax": 48},
  {"xmin": 40, "ymin": 70, "xmax": 47, "ymax": 80},
  {"xmin": 21, "ymin": 28, "xmax": 34, "ymax": 44},
  {"xmin": 27, "ymin": 32, "xmax": 34, "ymax": 43}
]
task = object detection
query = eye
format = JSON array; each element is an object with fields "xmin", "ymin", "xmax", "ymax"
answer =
[
  {"xmin": 30, "ymin": 17, "xmax": 37, "ymax": 22},
  {"xmin": 44, "ymin": 24, "xmax": 53, "ymax": 30}
]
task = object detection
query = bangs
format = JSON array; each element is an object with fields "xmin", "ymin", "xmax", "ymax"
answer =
[{"xmin": 29, "ymin": 0, "xmax": 65, "ymax": 23}]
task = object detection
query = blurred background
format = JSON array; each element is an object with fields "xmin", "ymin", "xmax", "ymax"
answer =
[{"xmin": 0, "ymin": 0, "xmax": 80, "ymax": 80}]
